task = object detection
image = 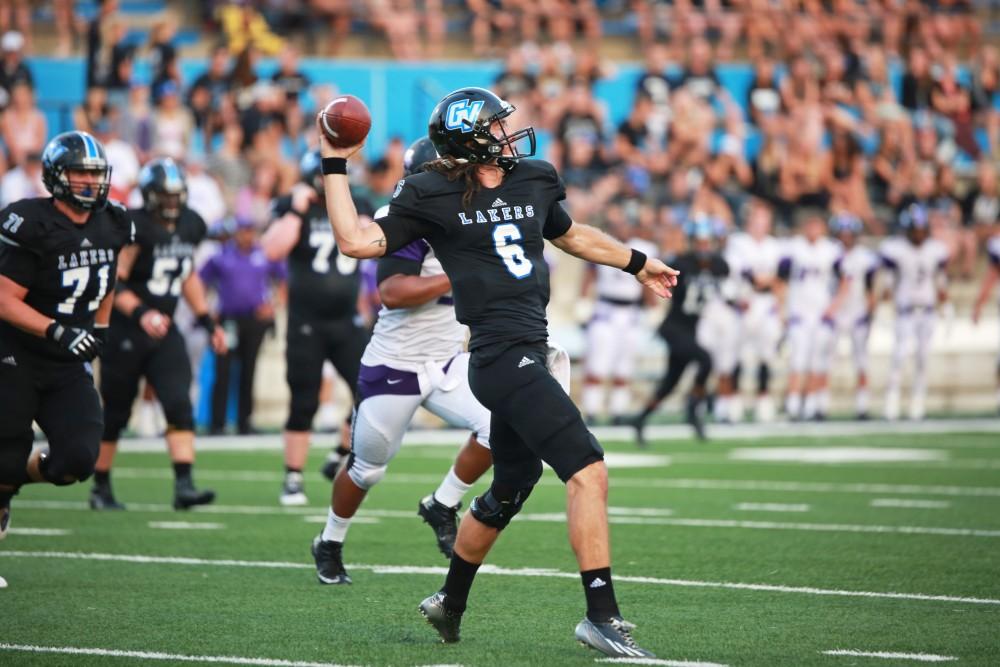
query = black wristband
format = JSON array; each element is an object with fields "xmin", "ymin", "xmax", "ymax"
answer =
[
  {"xmin": 45, "ymin": 321, "xmax": 62, "ymax": 341},
  {"xmin": 196, "ymin": 314, "xmax": 216, "ymax": 333},
  {"xmin": 131, "ymin": 304, "xmax": 151, "ymax": 323},
  {"xmin": 93, "ymin": 325, "xmax": 109, "ymax": 345},
  {"xmin": 321, "ymin": 157, "xmax": 348, "ymax": 175},
  {"xmin": 623, "ymin": 248, "xmax": 647, "ymax": 275}
]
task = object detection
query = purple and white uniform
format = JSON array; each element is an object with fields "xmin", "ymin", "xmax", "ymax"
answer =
[
  {"xmin": 833, "ymin": 245, "xmax": 880, "ymax": 373},
  {"xmin": 990, "ymin": 236, "xmax": 1000, "ymax": 365},
  {"xmin": 780, "ymin": 235, "xmax": 842, "ymax": 374},
  {"xmin": 348, "ymin": 215, "xmax": 490, "ymax": 490},
  {"xmin": 726, "ymin": 231, "xmax": 783, "ymax": 368}
]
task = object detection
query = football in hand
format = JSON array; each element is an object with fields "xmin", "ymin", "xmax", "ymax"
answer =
[{"xmin": 319, "ymin": 95, "xmax": 371, "ymax": 148}]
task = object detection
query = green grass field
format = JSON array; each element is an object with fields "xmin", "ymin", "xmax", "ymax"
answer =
[{"xmin": 2, "ymin": 427, "xmax": 999, "ymax": 666}]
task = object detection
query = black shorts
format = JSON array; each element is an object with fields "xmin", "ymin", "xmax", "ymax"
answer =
[
  {"xmin": 100, "ymin": 320, "xmax": 194, "ymax": 440},
  {"xmin": 0, "ymin": 332, "xmax": 103, "ymax": 485},
  {"xmin": 284, "ymin": 314, "xmax": 370, "ymax": 431},
  {"xmin": 469, "ymin": 341, "xmax": 603, "ymax": 485}
]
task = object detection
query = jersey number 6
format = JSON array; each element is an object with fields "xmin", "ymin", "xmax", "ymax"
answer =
[{"xmin": 493, "ymin": 223, "xmax": 532, "ymax": 279}]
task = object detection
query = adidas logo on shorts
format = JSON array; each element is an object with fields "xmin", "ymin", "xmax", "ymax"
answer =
[
  {"xmin": 491, "ymin": 198, "xmax": 507, "ymax": 208},
  {"xmin": 517, "ymin": 356, "xmax": 534, "ymax": 368}
]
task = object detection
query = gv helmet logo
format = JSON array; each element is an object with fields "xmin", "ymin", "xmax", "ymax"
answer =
[{"xmin": 444, "ymin": 99, "xmax": 485, "ymax": 133}]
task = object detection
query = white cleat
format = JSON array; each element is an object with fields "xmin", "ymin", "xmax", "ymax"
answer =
[
  {"xmin": 279, "ymin": 471, "xmax": 308, "ymax": 506},
  {"xmin": 755, "ymin": 396, "xmax": 776, "ymax": 423},
  {"xmin": 884, "ymin": 389, "xmax": 901, "ymax": 422},
  {"xmin": 575, "ymin": 616, "xmax": 655, "ymax": 658},
  {"xmin": 908, "ymin": 396, "xmax": 925, "ymax": 421}
]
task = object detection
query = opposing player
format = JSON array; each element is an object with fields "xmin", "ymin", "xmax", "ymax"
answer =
[
  {"xmin": 827, "ymin": 214, "xmax": 879, "ymax": 419},
  {"xmin": 632, "ymin": 218, "xmax": 727, "ymax": 442},
  {"xmin": 972, "ymin": 228, "xmax": 1000, "ymax": 414},
  {"xmin": 880, "ymin": 204, "xmax": 949, "ymax": 421},
  {"xmin": 579, "ymin": 215, "xmax": 658, "ymax": 424},
  {"xmin": 0, "ymin": 131, "xmax": 135, "ymax": 537},
  {"xmin": 779, "ymin": 210, "xmax": 841, "ymax": 421},
  {"xmin": 312, "ymin": 138, "xmax": 493, "ymax": 584},
  {"xmin": 93, "ymin": 158, "xmax": 226, "ymax": 510},
  {"xmin": 261, "ymin": 150, "xmax": 370, "ymax": 506},
  {"xmin": 724, "ymin": 200, "xmax": 783, "ymax": 422},
  {"xmin": 318, "ymin": 87, "xmax": 677, "ymax": 658}
]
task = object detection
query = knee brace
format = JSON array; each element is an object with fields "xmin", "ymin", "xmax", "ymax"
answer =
[
  {"xmin": 162, "ymin": 401, "xmax": 194, "ymax": 433},
  {"xmin": 345, "ymin": 453, "xmax": 387, "ymax": 491},
  {"xmin": 286, "ymin": 394, "xmax": 320, "ymax": 432},
  {"xmin": 470, "ymin": 482, "xmax": 534, "ymax": 530}
]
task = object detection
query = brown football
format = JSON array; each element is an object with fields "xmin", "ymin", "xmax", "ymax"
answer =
[{"xmin": 318, "ymin": 95, "xmax": 371, "ymax": 148}]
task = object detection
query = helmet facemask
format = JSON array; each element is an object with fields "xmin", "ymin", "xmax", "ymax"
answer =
[
  {"xmin": 440, "ymin": 98, "xmax": 535, "ymax": 172},
  {"xmin": 59, "ymin": 164, "xmax": 112, "ymax": 211}
]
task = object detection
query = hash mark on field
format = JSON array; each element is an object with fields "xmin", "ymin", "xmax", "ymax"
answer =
[
  {"xmin": 0, "ymin": 643, "xmax": 360, "ymax": 666},
  {"xmin": 870, "ymin": 499, "xmax": 951, "ymax": 509},
  {"xmin": 148, "ymin": 521, "xmax": 225, "ymax": 530},
  {"xmin": 823, "ymin": 649, "xmax": 957, "ymax": 662},
  {"xmin": 596, "ymin": 659, "xmax": 728, "ymax": 666},
  {"xmin": 7, "ymin": 528, "xmax": 70, "ymax": 536},
  {"xmin": 729, "ymin": 447, "xmax": 948, "ymax": 464},
  {"xmin": 733, "ymin": 503, "xmax": 811, "ymax": 513},
  {"xmin": 3, "ymin": 550, "xmax": 999, "ymax": 606}
]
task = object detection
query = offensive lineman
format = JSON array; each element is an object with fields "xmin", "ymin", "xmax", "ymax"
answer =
[
  {"xmin": 0, "ymin": 131, "xmax": 135, "ymax": 537},
  {"xmin": 261, "ymin": 150, "xmax": 370, "ymax": 505},
  {"xmin": 318, "ymin": 87, "xmax": 677, "ymax": 658},
  {"xmin": 93, "ymin": 158, "xmax": 226, "ymax": 510},
  {"xmin": 312, "ymin": 137, "xmax": 493, "ymax": 584},
  {"xmin": 880, "ymin": 204, "xmax": 949, "ymax": 421}
]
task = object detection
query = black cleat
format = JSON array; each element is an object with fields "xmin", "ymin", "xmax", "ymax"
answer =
[
  {"xmin": 417, "ymin": 494, "xmax": 460, "ymax": 558},
  {"xmin": 686, "ymin": 396, "xmax": 707, "ymax": 441},
  {"xmin": 279, "ymin": 471, "xmax": 308, "ymax": 506},
  {"xmin": 0, "ymin": 503, "xmax": 9, "ymax": 541},
  {"xmin": 311, "ymin": 535, "xmax": 352, "ymax": 584},
  {"xmin": 629, "ymin": 414, "xmax": 649, "ymax": 449},
  {"xmin": 320, "ymin": 447, "xmax": 350, "ymax": 481},
  {"xmin": 575, "ymin": 616, "xmax": 656, "ymax": 658},
  {"xmin": 89, "ymin": 484, "xmax": 125, "ymax": 511},
  {"xmin": 418, "ymin": 592, "xmax": 462, "ymax": 643},
  {"xmin": 173, "ymin": 481, "xmax": 216, "ymax": 510}
]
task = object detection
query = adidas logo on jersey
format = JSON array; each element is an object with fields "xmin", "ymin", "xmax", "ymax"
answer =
[
  {"xmin": 491, "ymin": 198, "xmax": 507, "ymax": 207},
  {"xmin": 80, "ymin": 237, "xmax": 93, "ymax": 248},
  {"xmin": 588, "ymin": 577, "xmax": 607, "ymax": 589},
  {"xmin": 517, "ymin": 356, "xmax": 534, "ymax": 368},
  {"xmin": 1, "ymin": 355, "xmax": 16, "ymax": 367}
]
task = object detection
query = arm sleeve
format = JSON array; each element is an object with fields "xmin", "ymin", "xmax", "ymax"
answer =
[
  {"xmin": 376, "ymin": 256, "xmax": 423, "ymax": 285},
  {"xmin": 543, "ymin": 201, "xmax": 573, "ymax": 240}
]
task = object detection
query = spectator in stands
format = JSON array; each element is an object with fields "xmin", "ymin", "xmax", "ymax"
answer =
[
  {"xmin": 779, "ymin": 111, "xmax": 831, "ymax": 210},
  {"xmin": 869, "ymin": 122, "xmax": 914, "ymax": 214},
  {"xmin": 369, "ymin": 0, "xmax": 424, "ymax": 61},
  {"xmin": 467, "ymin": 0, "xmax": 521, "ymax": 57},
  {"xmin": 149, "ymin": 16, "xmax": 181, "ymax": 93},
  {"xmin": 829, "ymin": 129, "xmax": 874, "ymax": 229},
  {"xmin": 932, "ymin": 59, "xmax": 978, "ymax": 158},
  {"xmin": 0, "ymin": 1, "xmax": 30, "ymax": 52},
  {"xmin": 207, "ymin": 122, "xmax": 252, "ymax": 214},
  {"xmin": 85, "ymin": 0, "xmax": 121, "ymax": 88},
  {"xmin": 856, "ymin": 46, "xmax": 899, "ymax": 125},
  {"xmin": 0, "ymin": 30, "xmax": 31, "ymax": 107},
  {"xmin": 52, "ymin": 0, "xmax": 76, "ymax": 57},
  {"xmin": 190, "ymin": 45, "xmax": 234, "ymax": 110},
  {"xmin": 94, "ymin": 115, "xmax": 140, "ymax": 203},
  {"xmin": 73, "ymin": 85, "xmax": 109, "ymax": 134},
  {"xmin": 0, "ymin": 149, "xmax": 42, "ymax": 206},
  {"xmin": 901, "ymin": 46, "xmax": 935, "ymax": 113},
  {"xmin": 636, "ymin": 44, "xmax": 671, "ymax": 108},
  {"xmin": 970, "ymin": 47, "xmax": 999, "ymax": 157},
  {"xmin": 151, "ymin": 80, "xmax": 195, "ymax": 160},
  {"xmin": 958, "ymin": 160, "xmax": 999, "ymax": 275},
  {"xmin": 217, "ymin": 0, "xmax": 284, "ymax": 56},
  {"xmin": 120, "ymin": 82, "xmax": 154, "ymax": 163},
  {"xmin": 200, "ymin": 217, "xmax": 287, "ymax": 435},
  {"xmin": 236, "ymin": 161, "xmax": 281, "ymax": 230},
  {"xmin": 1, "ymin": 79, "xmax": 44, "ymax": 167},
  {"xmin": 271, "ymin": 45, "xmax": 310, "ymax": 104},
  {"xmin": 186, "ymin": 157, "xmax": 228, "ymax": 229},
  {"xmin": 781, "ymin": 55, "xmax": 821, "ymax": 113},
  {"xmin": 665, "ymin": 87, "xmax": 713, "ymax": 168},
  {"xmin": 307, "ymin": 0, "xmax": 352, "ymax": 56},
  {"xmin": 676, "ymin": 38, "xmax": 721, "ymax": 103},
  {"xmin": 746, "ymin": 54, "xmax": 781, "ymax": 128}
]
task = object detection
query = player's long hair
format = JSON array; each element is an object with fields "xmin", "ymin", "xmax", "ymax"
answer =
[{"xmin": 423, "ymin": 158, "xmax": 481, "ymax": 210}]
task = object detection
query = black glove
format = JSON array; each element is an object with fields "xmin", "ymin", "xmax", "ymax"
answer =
[
  {"xmin": 93, "ymin": 324, "xmax": 109, "ymax": 346},
  {"xmin": 46, "ymin": 321, "xmax": 102, "ymax": 361}
]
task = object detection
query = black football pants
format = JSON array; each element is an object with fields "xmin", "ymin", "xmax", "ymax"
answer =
[
  {"xmin": 211, "ymin": 315, "xmax": 271, "ymax": 432},
  {"xmin": 653, "ymin": 324, "xmax": 713, "ymax": 403}
]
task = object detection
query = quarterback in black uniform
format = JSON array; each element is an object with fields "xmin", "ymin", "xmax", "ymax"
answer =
[
  {"xmin": 317, "ymin": 87, "xmax": 677, "ymax": 658},
  {"xmin": 93, "ymin": 158, "xmax": 226, "ymax": 511},
  {"xmin": 261, "ymin": 149, "xmax": 371, "ymax": 506},
  {"xmin": 0, "ymin": 131, "xmax": 135, "ymax": 538},
  {"xmin": 631, "ymin": 218, "xmax": 730, "ymax": 443}
]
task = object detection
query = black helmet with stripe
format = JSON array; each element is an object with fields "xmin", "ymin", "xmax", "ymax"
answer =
[
  {"xmin": 139, "ymin": 157, "xmax": 188, "ymax": 221},
  {"xmin": 427, "ymin": 87, "xmax": 535, "ymax": 172},
  {"xmin": 41, "ymin": 131, "xmax": 112, "ymax": 210},
  {"xmin": 403, "ymin": 137, "xmax": 438, "ymax": 177}
]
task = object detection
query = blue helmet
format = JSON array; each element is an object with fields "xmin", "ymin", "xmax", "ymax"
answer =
[
  {"xmin": 299, "ymin": 149, "xmax": 323, "ymax": 193},
  {"xmin": 829, "ymin": 212, "xmax": 863, "ymax": 235},
  {"xmin": 684, "ymin": 214, "xmax": 716, "ymax": 241}
]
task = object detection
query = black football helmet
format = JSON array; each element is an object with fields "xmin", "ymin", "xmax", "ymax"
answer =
[
  {"xmin": 42, "ymin": 131, "xmax": 112, "ymax": 211},
  {"xmin": 427, "ymin": 87, "xmax": 535, "ymax": 172},
  {"xmin": 403, "ymin": 137, "xmax": 438, "ymax": 177},
  {"xmin": 300, "ymin": 149, "xmax": 323, "ymax": 193},
  {"xmin": 139, "ymin": 157, "xmax": 188, "ymax": 221}
]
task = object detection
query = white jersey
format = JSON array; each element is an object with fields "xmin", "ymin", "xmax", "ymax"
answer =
[
  {"xmin": 594, "ymin": 238, "xmax": 659, "ymax": 303},
  {"xmin": 782, "ymin": 236, "xmax": 842, "ymax": 319},
  {"xmin": 362, "ymin": 237, "xmax": 467, "ymax": 371},
  {"xmin": 835, "ymin": 245, "xmax": 879, "ymax": 326},
  {"xmin": 879, "ymin": 236, "xmax": 949, "ymax": 310},
  {"xmin": 725, "ymin": 232, "xmax": 782, "ymax": 307}
]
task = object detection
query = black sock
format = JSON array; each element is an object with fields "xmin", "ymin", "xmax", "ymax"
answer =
[
  {"xmin": 0, "ymin": 488, "xmax": 16, "ymax": 507},
  {"xmin": 581, "ymin": 567, "xmax": 621, "ymax": 622},
  {"xmin": 173, "ymin": 463, "xmax": 192, "ymax": 483},
  {"xmin": 94, "ymin": 470, "xmax": 110, "ymax": 486},
  {"xmin": 285, "ymin": 466, "xmax": 302, "ymax": 474},
  {"xmin": 441, "ymin": 553, "xmax": 481, "ymax": 614}
]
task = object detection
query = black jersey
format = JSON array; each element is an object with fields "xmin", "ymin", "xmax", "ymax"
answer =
[
  {"xmin": 121, "ymin": 207, "xmax": 207, "ymax": 317},
  {"xmin": 0, "ymin": 197, "xmax": 135, "ymax": 360},
  {"xmin": 274, "ymin": 194, "xmax": 361, "ymax": 321},
  {"xmin": 661, "ymin": 251, "xmax": 729, "ymax": 331},
  {"xmin": 376, "ymin": 159, "xmax": 572, "ymax": 352}
]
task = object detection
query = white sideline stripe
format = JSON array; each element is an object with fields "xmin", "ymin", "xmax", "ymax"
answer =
[
  {"xmin": 7, "ymin": 527, "xmax": 70, "ymax": 536},
  {"xmin": 823, "ymin": 649, "xmax": 958, "ymax": 662},
  {"xmin": 597, "ymin": 659, "xmax": 727, "ymax": 667},
  {"xmin": 3, "ymin": 550, "xmax": 999, "ymax": 606},
  {"xmin": 733, "ymin": 503, "xmax": 811, "ymax": 513},
  {"xmin": 15, "ymin": 500, "xmax": 998, "ymax": 537},
  {"xmin": 68, "ymin": 468, "xmax": 1000, "ymax": 498},
  {"xmin": 871, "ymin": 499, "xmax": 952, "ymax": 509},
  {"xmin": 0, "ymin": 643, "xmax": 358, "ymax": 667},
  {"xmin": 148, "ymin": 521, "xmax": 225, "ymax": 530}
]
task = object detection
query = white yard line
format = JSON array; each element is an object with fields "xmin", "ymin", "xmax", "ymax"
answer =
[
  {"xmin": 0, "ymin": 643, "xmax": 359, "ymax": 667},
  {"xmin": 733, "ymin": 503, "xmax": 811, "ymax": 513},
  {"xmin": 2, "ymin": 550, "xmax": 998, "ymax": 606},
  {"xmin": 13, "ymin": 500, "xmax": 999, "ymax": 537},
  {"xmin": 870, "ymin": 499, "xmax": 952, "ymax": 509},
  {"xmin": 596, "ymin": 658, "xmax": 728, "ymax": 666},
  {"xmin": 148, "ymin": 521, "xmax": 225, "ymax": 530},
  {"xmin": 7, "ymin": 527, "xmax": 70, "ymax": 536},
  {"xmin": 822, "ymin": 649, "xmax": 958, "ymax": 662},
  {"xmin": 303, "ymin": 516, "xmax": 380, "ymax": 524}
]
